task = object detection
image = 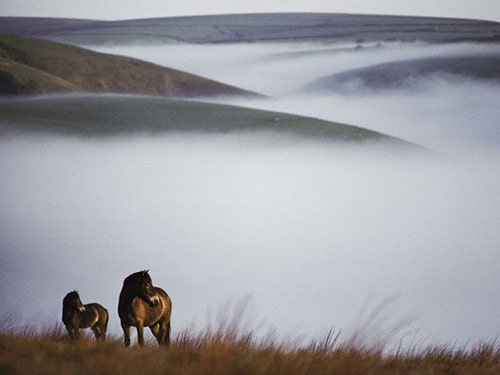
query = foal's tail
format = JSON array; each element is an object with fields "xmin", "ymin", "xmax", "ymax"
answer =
[
  {"xmin": 103, "ymin": 308, "xmax": 109, "ymax": 337},
  {"xmin": 99, "ymin": 305, "xmax": 109, "ymax": 340}
]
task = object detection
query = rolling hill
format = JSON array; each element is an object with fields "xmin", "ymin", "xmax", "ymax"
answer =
[
  {"xmin": 1, "ymin": 13, "xmax": 499, "ymax": 45},
  {"xmin": 0, "ymin": 33, "xmax": 259, "ymax": 97},
  {"xmin": 0, "ymin": 94, "xmax": 419, "ymax": 150},
  {"xmin": 302, "ymin": 54, "xmax": 500, "ymax": 93}
]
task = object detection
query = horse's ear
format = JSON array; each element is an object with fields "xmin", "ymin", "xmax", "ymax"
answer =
[{"xmin": 143, "ymin": 269, "xmax": 149, "ymax": 274}]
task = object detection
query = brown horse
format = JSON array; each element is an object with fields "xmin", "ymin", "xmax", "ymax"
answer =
[
  {"xmin": 62, "ymin": 290, "xmax": 108, "ymax": 341},
  {"xmin": 118, "ymin": 270, "xmax": 172, "ymax": 347}
]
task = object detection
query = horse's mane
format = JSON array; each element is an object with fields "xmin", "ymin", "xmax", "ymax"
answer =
[
  {"xmin": 123, "ymin": 270, "xmax": 151, "ymax": 285},
  {"xmin": 63, "ymin": 290, "xmax": 79, "ymax": 303}
]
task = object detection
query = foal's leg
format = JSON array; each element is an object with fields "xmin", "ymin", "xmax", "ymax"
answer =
[
  {"xmin": 91, "ymin": 325, "xmax": 101, "ymax": 341},
  {"xmin": 66, "ymin": 328, "xmax": 73, "ymax": 341},
  {"xmin": 67, "ymin": 327, "xmax": 79, "ymax": 342},
  {"xmin": 121, "ymin": 321, "xmax": 131, "ymax": 347},
  {"xmin": 100, "ymin": 309, "xmax": 108, "ymax": 341},
  {"xmin": 96, "ymin": 313, "xmax": 107, "ymax": 341}
]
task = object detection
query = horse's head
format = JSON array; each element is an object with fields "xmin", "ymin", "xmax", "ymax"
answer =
[
  {"xmin": 125, "ymin": 270, "xmax": 159, "ymax": 308},
  {"xmin": 63, "ymin": 290, "xmax": 86, "ymax": 313}
]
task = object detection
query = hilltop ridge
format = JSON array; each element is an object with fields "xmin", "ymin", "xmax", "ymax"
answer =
[{"xmin": 1, "ymin": 13, "xmax": 499, "ymax": 45}]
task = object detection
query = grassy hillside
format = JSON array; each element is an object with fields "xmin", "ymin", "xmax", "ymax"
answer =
[
  {"xmin": 303, "ymin": 54, "xmax": 500, "ymax": 93},
  {"xmin": 1, "ymin": 14, "xmax": 499, "ymax": 45},
  {"xmin": 0, "ymin": 33, "xmax": 258, "ymax": 97},
  {"xmin": 0, "ymin": 58, "xmax": 76, "ymax": 94},
  {"xmin": 1, "ymin": 326, "xmax": 500, "ymax": 374},
  {"xmin": 0, "ymin": 95, "xmax": 418, "ymax": 149}
]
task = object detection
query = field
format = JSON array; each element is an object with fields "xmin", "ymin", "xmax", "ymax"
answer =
[{"xmin": 1, "ymin": 324, "xmax": 500, "ymax": 374}]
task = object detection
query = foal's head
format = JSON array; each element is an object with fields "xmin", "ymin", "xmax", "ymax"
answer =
[
  {"xmin": 125, "ymin": 270, "xmax": 159, "ymax": 307},
  {"xmin": 63, "ymin": 290, "xmax": 85, "ymax": 313}
]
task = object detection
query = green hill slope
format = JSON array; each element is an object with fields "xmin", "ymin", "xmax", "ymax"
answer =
[
  {"xmin": 0, "ymin": 94, "xmax": 419, "ymax": 150},
  {"xmin": 0, "ymin": 33, "xmax": 259, "ymax": 97}
]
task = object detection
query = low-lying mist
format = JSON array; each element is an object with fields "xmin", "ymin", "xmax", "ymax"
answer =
[
  {"xmin": 224, "ymin": 78, "xmax": 500, "ymax": 155},
  {"xmin": 93, "ymin": 41, "xmax": 500, "ymax": 154},
  {"xmin": 1, "ymin": 132, "xmax": 500, "ymax": 346},
  {"xmin": 1, "ymin": 38, "xmax": 499, "ymax": 347},
  {"xmin": 92, "ymin": 41, "xmax": 500, "ymax": 96}
]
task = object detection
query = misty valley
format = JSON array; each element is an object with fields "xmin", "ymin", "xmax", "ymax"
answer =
[{"xmin": 1, "ymin": 13, "xmax": 500, "ymax": 350}]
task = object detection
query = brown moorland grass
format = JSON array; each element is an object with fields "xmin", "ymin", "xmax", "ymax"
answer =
[{"xmin": 1, "ymin": 322, "xmax": 500, "ymax": 375}]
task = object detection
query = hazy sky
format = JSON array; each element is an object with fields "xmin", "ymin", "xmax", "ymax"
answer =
[{"xmin": 1, "ymin": 0, "xmax": 499, "ymax": 22}]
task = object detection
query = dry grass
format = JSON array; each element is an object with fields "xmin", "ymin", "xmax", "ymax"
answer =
[{"xmin": 1, "ymin": 319, "xmax": 500, "ymax": 375}]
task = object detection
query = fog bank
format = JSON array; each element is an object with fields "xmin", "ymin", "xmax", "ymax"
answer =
[
  {"xmin": 93, "ymin": 41, "xmax": 500, "ymax": 154},
  {"xmin": 1, "ymin": 133, "xmax": 500, "ymax": 345},
  {"xmin": 1, "ymin": 39, "xmax": 499, "ymax": 347},
  {"xmin": 92, "ymin": 42, "xmax": 500, "ymax": 96},
  {"xmin": 224, "ymin": 79, "xmax": 500, "ymax": 155}
]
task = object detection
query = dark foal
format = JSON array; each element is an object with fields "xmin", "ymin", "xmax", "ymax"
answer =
[{"xmin": 62, "ymin": 290, "xmax": 108, "ymax": 341}]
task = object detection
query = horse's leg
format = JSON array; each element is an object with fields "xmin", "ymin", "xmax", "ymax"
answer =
[
  {"xmin": 121, "ymin": 321, "xmax": 131, "ymax": 347},
  {"xmin": 150, "ymin": 323, "xmax": 162, "ymax": 345},
  {"xmin": 157, "ymin": 319, "xmax": 171, "ymax": 346},
  {"xmin": 165, "ymin": 321, "xmax": 171, "ymax": 347},
  {"xmin": 136, "ymin": 320, "xmax": 145, "ymax": 347}
]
